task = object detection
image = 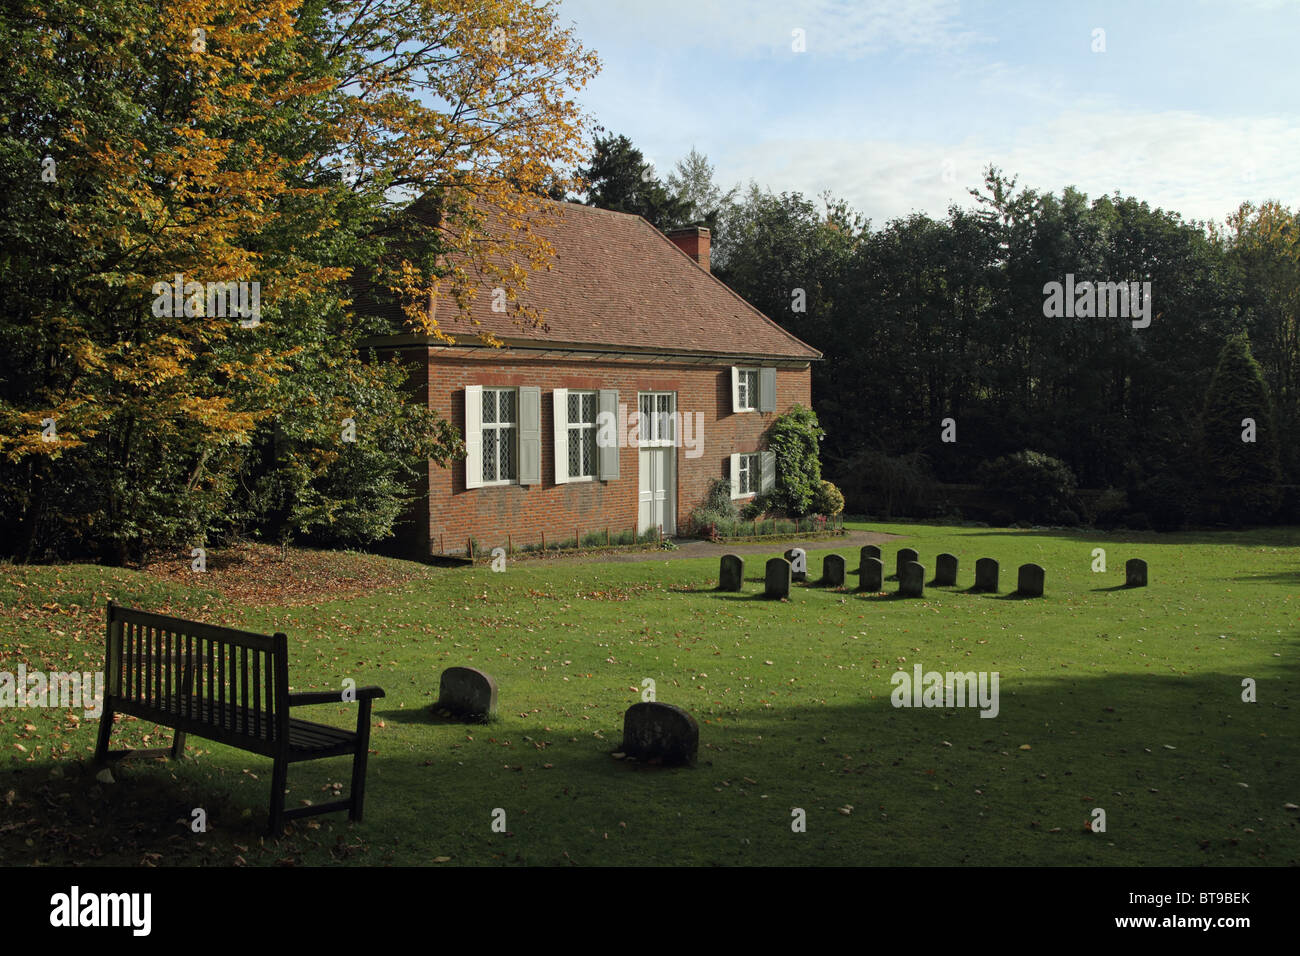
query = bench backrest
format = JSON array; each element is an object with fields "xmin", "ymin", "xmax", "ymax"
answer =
[{"xmin": 105, "ymin": 601, "xmax": 289, "ymax": 755}]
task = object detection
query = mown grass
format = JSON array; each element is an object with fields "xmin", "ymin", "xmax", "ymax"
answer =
[{"xmin": 1, "ymin": 522, "xmax": 1297, "ymax": 866}]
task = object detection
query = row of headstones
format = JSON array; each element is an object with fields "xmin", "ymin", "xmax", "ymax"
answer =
[
  {"xmin": 722, "ymin": 547, "xmax": 1148, "ymax": 599},
  {"xmin": 435, "ymin": 665, "xmax": 699, "ymax": 765}
]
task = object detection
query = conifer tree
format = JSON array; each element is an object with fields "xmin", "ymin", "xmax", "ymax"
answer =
[{"xmin": 1201, "ymin": 332, "xmax": 1282, "ymax": 524}]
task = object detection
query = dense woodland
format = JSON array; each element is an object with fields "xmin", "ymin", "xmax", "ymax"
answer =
[{"xmin": 576, "ymin": 134, "xmax": 1297, "ymax": 530}]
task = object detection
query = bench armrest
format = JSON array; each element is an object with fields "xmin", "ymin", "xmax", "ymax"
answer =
[{"xmin": 288, "ymin": 686, "xmax": 386, "ymax": 707}]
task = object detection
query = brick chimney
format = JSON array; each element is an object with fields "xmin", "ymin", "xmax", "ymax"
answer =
[{"xmin": 667, "ymin": 225, "xmax": 710, "ymax": 273}]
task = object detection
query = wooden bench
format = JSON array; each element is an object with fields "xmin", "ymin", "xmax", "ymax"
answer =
[{"xmin": 94, "ymin": 600, "xmax": 385, "ymax": 835}]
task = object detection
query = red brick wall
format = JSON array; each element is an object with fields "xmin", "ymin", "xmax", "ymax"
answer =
[{"xmin": 379, "ymin": 347, "xmax": 812, "ymax": 556}]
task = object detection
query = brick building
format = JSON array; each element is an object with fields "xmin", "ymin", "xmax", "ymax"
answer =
[{"xmin": 364, "ymin": 199, "xmax": 821, "ymax": 557}]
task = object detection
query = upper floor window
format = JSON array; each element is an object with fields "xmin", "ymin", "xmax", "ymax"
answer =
[
  {"xmin": 732, "ymin": 366, "xmax": 774, "ymax": 413},
  {"xmin": 736, "ymin": 368, "xmax": 759, "ymax": 411}
]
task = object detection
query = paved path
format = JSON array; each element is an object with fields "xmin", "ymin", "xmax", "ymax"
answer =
[{"xmin": 518, "ymin": 529, "xmax": 904, "ymax": 565}]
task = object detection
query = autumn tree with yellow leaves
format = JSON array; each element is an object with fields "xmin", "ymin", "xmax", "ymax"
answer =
[{"xmin": 0, "ymin": 0, "xmax": 598, "ymax": 562}]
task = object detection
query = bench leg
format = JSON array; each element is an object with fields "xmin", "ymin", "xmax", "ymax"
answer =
[
  {"xmin": 94, "ymin": 707, "xmax": 114, "ymax": 764},
  {"xmin": 268, "ymin": 757, "xmax": 288, "ymax": 837},
  {"xmin": 170, "ymin": 729, "xmax": 187, "ymax": 760},
  {"xmin": 349, "ymin": 699, "xmax": 374, "ymax": 822}
]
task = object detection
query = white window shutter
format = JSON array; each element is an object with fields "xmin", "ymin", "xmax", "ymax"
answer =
[
  {"xmin": 553, "ymin": 388, "xmax": 569, "ymax": 484},
  {"xmin": 759, "ymin": 367, "xmax": 776, "ymax": 412},
  {"xmin": 518, "ymin": 386, "xmax": 541, "ymax": 485},
  {"xmin": 464, "ymin": 385, "xmax": 482, "ymax": 489},
  {"xmin": 730, "ymin": 453, "xmax": 742, "ymax": 499},
  {"xmin": 597, "ymin": 389, "xmax": 619, "ymax": 480},
  {"xmin": 760, "ymin": 450, "xmax": 776, "ymax": 493},
  {"xmin": 730, "ymin": 367, "xmax": 741, "ymax": 413}
]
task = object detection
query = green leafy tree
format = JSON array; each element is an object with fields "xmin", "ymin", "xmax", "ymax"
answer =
[
  {"xmin": 665, "ymin": 147, "xmax": 736, "ymax": 235},
  {"xmin": 576, "ymin": 132, "xmax": 691, "ymax": 230},
  {"xmin": 1200, "ymin": 333, "xmax": 1282, "ymax": 524},
  {"xmin": 0, "ymin": 0, "xmax": 598, "ymax": 563},
  {"xmin": 1219, "ymin": 201, "xmax": 1300, "ymax": 484}
]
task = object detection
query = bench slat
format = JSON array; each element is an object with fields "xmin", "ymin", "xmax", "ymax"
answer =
[
  {"xmin": 254, "ymin": 649, "xmax": 262, "ymax": 739},
  {"xmin": 113, "ymin": 606, "xmax": 277, "ymax": 651},
  {"xmin": 218, "ymin": 637, "xmax": 226, "ymax": 732},
  {"xmin": 152, "ymin": 625, "xmax": 161, "ymax": 710}
]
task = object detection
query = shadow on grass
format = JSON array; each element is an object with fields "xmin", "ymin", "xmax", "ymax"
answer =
[
  {"xmin": 4, "ymin": 651, "xmax": 1297, "ymax": 867},
  {"xmin": 947, "ymin": 526, "xmax": 1300, "ymax": 547},
  {"xmin": 383, "ymin": 706, "xmax": 495, "ymax": 727},
  {"xmin": 1231, "ymin": 571, "xmax": 1300, "ymax": 584}
]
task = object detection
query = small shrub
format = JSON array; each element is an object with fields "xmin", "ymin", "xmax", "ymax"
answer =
[
  {"xmin": 976, "ymin": 450, "xmax": 1078, "ymax": 524},
  {"xmin": 835, "ymin": 449, "xmax": 936, "ymax": 518},
  {"xmin": 1123, "ymin": 512, "xmax": 1152, "ymax": 531},
  {"xmin": 810, "ymin": 479, "xmax": 845, "ymax": 517},
  {"xmin": 689, "ymin": 478, "xmax": 738, "ymax": 536},
  {"xmin": 1092, "ymin": 487, "xmax": 1128, "ymax": 526},
  {"xmin": 688, "ymin": 508, "xmax": 731, "ymax": 536}
]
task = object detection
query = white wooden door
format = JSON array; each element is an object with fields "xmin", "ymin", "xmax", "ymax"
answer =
[
  {"xmin": 637, "ymin": 393, "xmax": 676, "ymax": 535},
  {"xmin": 638, "ymin": 447, "xmax": 676, "ymax": 535}
]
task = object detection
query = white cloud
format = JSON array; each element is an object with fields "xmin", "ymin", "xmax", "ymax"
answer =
[
  {"xmin": 723, "ymin": 109, "xmax": 1300, "ymax": 226},
  {"xmin": 559, "ymin": 0, "xmax": 984, "ymax": 58}
]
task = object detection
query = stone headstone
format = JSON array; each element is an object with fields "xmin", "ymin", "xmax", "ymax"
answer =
[
  {"xmin": 899, "ymin": 561, "xmax": 925, "ymax": 598},
  {"xmin": 620, "ymin": 702, "xmax": 698, "ymax": 766},
  {"xmin": 765, "ymin": 557, "xmax": 792, "ymax": 599},
  {"xmin": 719, "ymin": 554, "xmax": 744, "ymax": 592},
  {"xmin": 974, "ymin": 557, "xmax": 999, "ymax": 592},
  {"xmin": 822, "ymin": 553, "xmax": 846, "ymax": 587},
  {"xmin": 435, "ymin": 666, "xmax": 497, "ymax": 721},
  {"xmin": 783, "ymin": 547, "xmax": 807, "ymax": 581},
  {"xmin": 1125, "ymin": 558, "xmax": 1148, "ymax": 588},
  {"xmin": 934, "ymin": 553, "xmax": 958, "ymax": 586},
  {"xmin": 895, "ymin": 548, "xmax": 919, "ymax": 578},
  {"xmin": 861, "ymin": 544, "xmax": 882, "ymax": 563},
  {"xmin": 1017, "ymin": 563, "xmax": 1045, "ymax": 597},
  {"xmin": 860, "ymin": 557, "xmax": 884, "ymax": 592}
]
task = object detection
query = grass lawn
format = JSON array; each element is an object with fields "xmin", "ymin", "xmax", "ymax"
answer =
[{"xmin": 1, "ymin": 522, "xmax": 1297, "ymax": 866}]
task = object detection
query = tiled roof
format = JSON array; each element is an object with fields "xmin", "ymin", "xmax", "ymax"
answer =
[{"xmin": 364, "ymin": 197, "xmax": 821, "ymax": 362}]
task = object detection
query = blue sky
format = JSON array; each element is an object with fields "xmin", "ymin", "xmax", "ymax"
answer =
[{"xmin": 554, "ymin": 0, "xmax": 1300, "ymax": 227}]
